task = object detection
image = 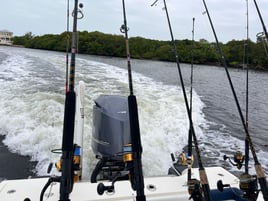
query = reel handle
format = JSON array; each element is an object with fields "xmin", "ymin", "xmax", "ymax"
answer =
[{"xmin": 97, "ymin": 183, "xmax": 114, "ymax": 195}]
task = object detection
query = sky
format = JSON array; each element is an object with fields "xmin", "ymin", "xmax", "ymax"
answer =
[{"xmin": 0, "ymin": 0, "xmax": 267, "ymax": 43}]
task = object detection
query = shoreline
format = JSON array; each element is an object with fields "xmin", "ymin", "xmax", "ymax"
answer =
[
  {"xmin": 0, "ymin": 135, "xmax": 37, "ymax": 180},
  {"xmin": 1, "ymin": 45, "xmax": 268, "ymax": 71}
]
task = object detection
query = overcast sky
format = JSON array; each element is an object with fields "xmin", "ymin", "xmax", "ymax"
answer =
[{"xmin": 1, "ymin": 0, "xmax": 267, "ymax": 43}]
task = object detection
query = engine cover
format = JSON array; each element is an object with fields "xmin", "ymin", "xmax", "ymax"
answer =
[{"xmin": 92, "ymin": 95, "xmax": 130, "ymax": 160}]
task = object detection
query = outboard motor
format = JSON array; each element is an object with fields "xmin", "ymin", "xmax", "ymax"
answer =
[{"xmin": 91, "ymin": 95, "xmax": 131, "ymax": 182}]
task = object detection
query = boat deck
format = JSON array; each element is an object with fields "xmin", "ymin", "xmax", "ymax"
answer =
[{"xmin": 1, "ymin": 167, "xmax": 259, "ymax": 201}]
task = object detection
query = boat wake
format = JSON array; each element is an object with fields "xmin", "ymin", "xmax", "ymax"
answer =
[{"xmin": 0, "ymin": 47, "xmax": 267, "ymax": 179}]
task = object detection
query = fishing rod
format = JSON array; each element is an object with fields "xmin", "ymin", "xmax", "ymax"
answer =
[
  {"xmin": 187, "ymin": 17, "xmax": 195, "ymax": 182},
  {"xmin": 121, "ymin": 0, "xmax": 146, "ymax": 200},
  {"xmin": 65, "ymin": 0, "xmax": 70, "ymax": 93},
  {"xmin": 244, "ymin": 0, "xmax": 249, "ymax": 175},
  {"xmin": 253, "ymin": 0, "xmax": 268, "ymax": 44},
  {"xmin": 201, "ymin": 0, "xmax": 268, "ymax": 200},
  {"xmin": 152, "ymin": 1, "xmax": 212, "ymax": 201},
  {"xmin": 39, "ymin": 1, "xmax": 84, "ymax": 201},
  {"xmin": 59, "ymin": 0, "xmax": 80, "ymax": 200}
]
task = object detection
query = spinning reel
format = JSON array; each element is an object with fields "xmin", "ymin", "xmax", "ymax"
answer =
[
  {"xmin": 223, "ymin": 151, "xmax": 244, "ymax": 170},
  {"xmin": 223, "ymin": 152, "xmax": 259, "ymax": 201}
]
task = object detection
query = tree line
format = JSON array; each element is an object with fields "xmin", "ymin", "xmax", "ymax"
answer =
[{"xmin": 12, "ymin": 31, "xmax": 268, "ymax": 69}]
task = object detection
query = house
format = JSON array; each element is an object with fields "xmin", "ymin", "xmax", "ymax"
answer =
[{"xmin": 0, "ymin": 30, "xmax": 13, "ymax": 45}]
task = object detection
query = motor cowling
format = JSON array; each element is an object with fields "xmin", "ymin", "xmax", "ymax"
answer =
[{"xmin": 92, "ymin": 95, "xmax": 131, "ymax": 161}]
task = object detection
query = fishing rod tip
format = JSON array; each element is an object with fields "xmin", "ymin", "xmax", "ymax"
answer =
[{"xmin": 151, "ymin": 0, "xmax": 159, "ymax": 7}]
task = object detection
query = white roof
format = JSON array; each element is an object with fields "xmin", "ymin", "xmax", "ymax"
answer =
[{"xmin": 0, "ymin": 30, "xmax": 13, "ymax": 34}]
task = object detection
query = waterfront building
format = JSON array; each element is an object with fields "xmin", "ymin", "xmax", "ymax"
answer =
[{"xmin": 0, "ymin": 30, "xmax": 13, "ymax": 45}]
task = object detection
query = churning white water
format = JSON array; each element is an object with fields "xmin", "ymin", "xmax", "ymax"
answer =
[{"xmin": 0, "ymin": 46, "xmax": 206, "ymax": 178}]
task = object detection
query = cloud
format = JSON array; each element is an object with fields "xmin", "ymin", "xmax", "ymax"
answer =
[{"xmin": 1, "ymin": 0, "xmax": 267, "ymax": 43}]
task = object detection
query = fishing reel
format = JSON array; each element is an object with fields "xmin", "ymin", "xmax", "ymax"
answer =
[
  {"xmin": 239, "ymin": 173, "xmax": 259, "ymax": 201},
  {"xmin": 223, "ymin": 151, "xmax": 244, "ymax": 170},
  {"xmin": 54, "ymin": 144, "xmax": 82, "ymax": 182},
  {"xmin": 46, "ymin": 144, "xmax": 82, "ymax": 183},
  {"xmin": 40, "ymin": 144, "xmax": 82, "ymax": 200},
  {"xmin": 188, "ymin": 179, "xmax": 203, "ymax": 201},
  {"xmin": 120, "ymin": 24, "xmax": 129, "ymax": 34},
  {"xmin": 171, "ymin": 151, "xmax": 194, "ymax": 167},
  {"xmin": 223, "ymin": 152, "xmax": 259, "ymax": 200},
  {"xmin": 97, "ymin": 144, "xmax": 137, "ymax": 196},
  {"xmin": 122, "ymin": 143, "xmax": 141, "ymax": 191}
]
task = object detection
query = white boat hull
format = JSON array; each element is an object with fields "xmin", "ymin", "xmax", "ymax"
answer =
[{"xmin": 1, "ymin": 167, "xmax": 263, "ymax": 201}]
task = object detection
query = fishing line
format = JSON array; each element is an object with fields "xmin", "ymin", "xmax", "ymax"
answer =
[
  {"xmin": 201, "ymin": 1, "xmax": 268, "ymax": 200},
  {"xmin": 152, "ymin": 1, "xmax": 212, "ymax": 201},
  {"xmin": 121, "ymin": 0, "xmax": 146, "ymax": 200}
]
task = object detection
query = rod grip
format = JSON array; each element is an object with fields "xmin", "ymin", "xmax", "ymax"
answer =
[
  {"xmin": 128, "ymin": 95, "xmax": 142, "ymax": 152},
  {"xmin": 62, "ymin": 91, "xmax": 76, "ymax": 151}
]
